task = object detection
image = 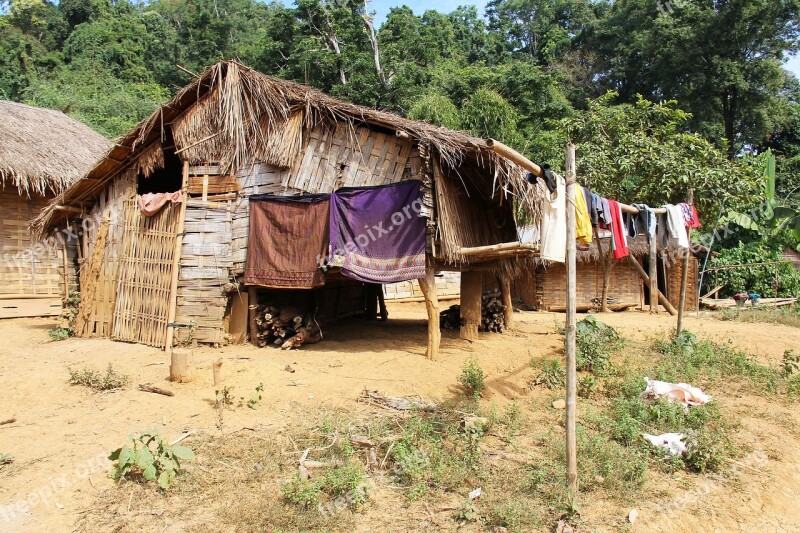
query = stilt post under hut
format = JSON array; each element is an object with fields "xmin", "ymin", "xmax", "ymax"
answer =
[{"xmin": 418, "ymin": 265, "xmax": 441, "ymax": 360}]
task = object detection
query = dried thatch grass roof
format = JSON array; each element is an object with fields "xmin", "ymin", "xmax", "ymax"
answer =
[
  {"xmin": 0, "ymin": 101, "xmax": 111, "ymax": 197},
  {"xmin": 34, "ymin": 60, "xmax": 541, "ymax": 235}
]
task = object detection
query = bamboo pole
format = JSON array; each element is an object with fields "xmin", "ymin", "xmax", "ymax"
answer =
[
  {"xmin": 564, "ymin": 142, "xmax": 578, "ymax": 494},
  {"xmin": 457, "ymin": 241, "xmax": 538, "ymax": 256},
  {"xmin": 677, "ymin": 189, "xmax": 694, "ymax": 335},
  {"xmin": 163, "ymin": 161, "xmax": 190, "ymax": 351},
  {"xmin": 484, "ymin": 139, "xmax": 544, "ymax": 178},
  {"xmin": 649, "ymin": 234, "xmax": 658, "ymax": 313},
  {"xmin": 627, "ymin": 256, "xmax": 678, "ymax": 315},
  {"xmin": 418, "ymin": 266, "xmax": 441, "ymax": 360}
]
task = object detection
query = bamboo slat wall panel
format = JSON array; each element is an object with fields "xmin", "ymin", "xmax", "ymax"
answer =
[
  {"xmin": 112, "ymin": 199, "xmax": 180, "ymax": 347},
  {"xmin": 665, "ymin": 255, "xmax": 699, "ymax": 312},
  {"xmin": 78, "ymin": 175, "xmax": 134, "ymax": 337},
  {"xmin": 0, "ymin": 189, "xmax": 64, "ymax": 300},
  {"xmin": 534, "ymin": 260, "xmax": 643, "ymax": 310},
  {"xmin": 174, "ymin": 201, "xmax": 232, "ymax": 345}
]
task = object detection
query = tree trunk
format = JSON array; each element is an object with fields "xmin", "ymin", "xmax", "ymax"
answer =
[
  {"xmin": 362, "ymin": 4, "xmax": 390, "ymax": 91},
  {"xmin": 170, "ymin": 347, "xmax": 195, "ymax": 383}
]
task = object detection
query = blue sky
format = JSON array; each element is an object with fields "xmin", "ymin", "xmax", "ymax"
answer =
[{"xmin": 367, "ymin": 0, "xmax": 800, "ymax": 78}]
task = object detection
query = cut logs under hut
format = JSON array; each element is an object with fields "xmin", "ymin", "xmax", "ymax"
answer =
[{"xmin": 34, "ymin": 60, "xmax": 546, "ymax": 358}]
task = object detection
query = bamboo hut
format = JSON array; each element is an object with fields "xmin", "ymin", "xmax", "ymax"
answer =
[
  {"xmin": 34, "ymin": 61, "xmax": 542, "ymax": 356},
  {"xmin": 513, "ymin": 236, "xmax": 698, "ymax": 312},
  {"xmin": 0, "ymin": 101, "xmax": 110, "ymax": 318}
]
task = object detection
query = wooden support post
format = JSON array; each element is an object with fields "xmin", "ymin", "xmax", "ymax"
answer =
[
  {"xmin": 499, "ymin": 275, "xmax": 513, "ymax": 329},
  {"xmin": 627, "ymin": 255, "xmax": 678, "ymax": 315},
  {"xmin": 564, "ymin": 142, "xmax": 578, "ymax": 494},
  {"xmin": 459, "ymin": 271, "xmax": 482, "ymax": 341},
  {"xmin": 248, "ymin": 286, "xmax": 258, "ymax": 346},
  {"xmin": 677, "ymin": 189, "xmax": 694, "ymax": 335},
  {"xmin": 164, "ymin": 160, "xmax": 190, "ymax": 351},
  {"xmin": 169, "ymin": 347, "xmax": 195, "ymax": 383},
  {"xmin": 418, "ymin": 267, "xmax": 440, "ymax": 360},
  {"xmin": 649, "ymin": 234, "xmax": 658, "ymax": 313}
]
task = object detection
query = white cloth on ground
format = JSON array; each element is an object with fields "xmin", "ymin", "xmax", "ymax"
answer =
[
  {"xmin": 641, "ymin": 377, "xmax": 712, "ymax": 407},
  {"xmin": 539, "ymin": 174, "xmax": 566, "ymax": 263},
  {"xmin": 643, "ymin": 433, "xmax": 688, "ymax": 456}
]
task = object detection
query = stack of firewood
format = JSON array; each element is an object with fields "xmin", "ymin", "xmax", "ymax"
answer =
[
  {"xmin": 480, "ymin": 291, "xmax": 506, "ymax": 333},
  {"xmin": 253, "ymin": 305, "xmax": 322, "ymax": 350},
  {"xmin": 439, "ymin": 304, "xmax": 464, "ymax": 330},
  {"xmin": 439, "ymin": 291, "xmax": 507, "ymax": 333}
]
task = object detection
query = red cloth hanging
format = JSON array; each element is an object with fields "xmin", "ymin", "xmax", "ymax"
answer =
[
  {"xmin": 688, "ymin": 205, "xmax": 701, "ymax": 229},
  {"xmin": 608, "ymin": 199, "xmax": 630, "ymax": 259}
]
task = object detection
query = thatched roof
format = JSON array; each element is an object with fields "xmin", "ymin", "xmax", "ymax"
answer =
[
  {"xmin": 34, "ymin": 60, "xmax": 540, "ymax": 235},
  {"xmin": 0, "ymin": 101, "xmax": 111, "ymax": 197}
]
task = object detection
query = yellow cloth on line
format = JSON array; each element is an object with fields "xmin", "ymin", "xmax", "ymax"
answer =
[{"xmin": 574, "ymin": 186, "xmax": 593, "ymax": 244}]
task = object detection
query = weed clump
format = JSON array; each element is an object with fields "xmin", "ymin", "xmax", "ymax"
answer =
[
  {"xmin": 576, "ymin": 315, "xmax": 622, "ymax": 375},
  {"xmin": 458, "ymin": 356, "xmax": 486, "ymax": 399},
  {"xmin": 68, "ymin": 364, "xmax": 129, "ymax": 391}
]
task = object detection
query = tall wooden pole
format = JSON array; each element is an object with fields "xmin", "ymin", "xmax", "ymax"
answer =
[
  {"xmin": 676, "ymin": 189, "xmax": 694, "ymax": 335},
  {"xmin": 649, "ymin": 231, "xmax": 658, "ymax": 313},
  {"xmin": 459, "ymin": 271, "xmax": 482, "ymax": 341},
  {"xmin": 164, "ymin": 160, "xmax": 190, "ymax": 351},
  {"xmin": 564, "ymin": 143, "xmax": 578, "ymax": 494}
]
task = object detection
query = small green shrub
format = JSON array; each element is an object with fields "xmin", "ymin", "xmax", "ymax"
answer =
[
  {"xmin": 48, "ymin": 326, "xmax": 73, "ymax": 341},
  {"xmin": 685, "ymin": 427, "xmax": 732, "ymax": 473},
  {"xmin": 458, "ymin": 356, "xmax": 486, "ymax": 399},
  {"xmin": 49, "ymin": 291, "xmax": 81, "ymax": 341},
  {"xmin": 68, "ymin": 364, "xmax": 129, "ymax": 391},
  {"xmin": 109, "ymin": 431, "xmax": 194, "ymax": 489},
  {"xmin": 575, "ymin": 315, "xmax": 622, "ymax": 375},
  {"xmin": 578, "ymin": 374, "xmax": 598, "ymax": 399},
  {"xmin": 531, "ymin": 358, "xmax": 565, "ymax": 390},
  {"xmin": 782, "ymin": 350, "xmax": 800, "ymax": 377}
]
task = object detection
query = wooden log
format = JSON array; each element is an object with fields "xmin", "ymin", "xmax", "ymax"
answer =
[
  {"xmin": 564, "ymin": 142, "xmax": 578, "ymax": 494},
  {"xmin": 164, "ymin": 161, "xmax": 190, "ymax": 350},
  {"xmin": 0, "ymin": 417, "xmax": 16, "ymax": 425},
  {"xmin": 418, "ymin": 266, "xmax": 441, "ymax": 360},
  {"xmin": 649, "ymin": 232, "xmax": 658, "ymax": 314},
  {"xmin": 627, "ymin": 255, "xmax": 678, "ymax": 315},
  {"xmin": 138, "ymin": 384, "xmax": 175, "ymax": 397},
  {"xmin": 169, "ymin": 347, "xmax": 195, "ymax": 383},
  {"xmin": 677, "ymin": 189, "xmax": 694, "ymax": 335},
  {"xmin": 458, "ymin": 241, "xmax": 537, "ymax": 257},
  {"xmin": 459, "ymin": 271, "xmax": 482, "ymax": 341},
  {"xmin": 498, "ymin": 275, "xmax": 513, "ymax": 329},
  {"xmin": 248, "ymin": 287, "xmax": 258, "ymax": 346}
]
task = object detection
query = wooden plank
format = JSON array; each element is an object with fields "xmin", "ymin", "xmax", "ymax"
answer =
[
  {"xmin": 188, "ymin": 175, "xmax": 240, "ymax": 195},
  {"xmin": 0, "ymin": 298, "xmax": 61, "ymax": 318}
]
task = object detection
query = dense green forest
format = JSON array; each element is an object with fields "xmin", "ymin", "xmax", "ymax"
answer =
[{"xmin": 2, "ymin": 0, "xmax": 800, "ymax": 285}]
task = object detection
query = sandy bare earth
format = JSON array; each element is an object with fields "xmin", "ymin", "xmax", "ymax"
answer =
[{"xmin": 0, "ymin": 304, "xmax": 798, "ymax": 532}]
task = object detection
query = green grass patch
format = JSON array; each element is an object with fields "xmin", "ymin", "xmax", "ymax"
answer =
[{"xmin": 719, "ymin": 304, "xmax": 800, "ymax": 329}]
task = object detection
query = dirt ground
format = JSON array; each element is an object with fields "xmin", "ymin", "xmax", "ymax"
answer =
[{"xmin": 0, "ymin": 303, "xmax": 798, "ymax": 532}]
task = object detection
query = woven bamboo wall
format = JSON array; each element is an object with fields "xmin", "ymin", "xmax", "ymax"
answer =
[
  {"xmin": 665, "ymin": 255, "xmax": 699, "ymax": 312},
  {"xmin": 231, "ymin": 124, "xmax": 420, "ymax": 275},
  {"xmin": 529, "ymin": 260, "xmax": 643, "ymax": 310},
  {"xmin": 0, "ymin": 190, "xmax": 63, "ymax": 296},
  {"xmin": 174, "ymin": 201, "xmax": 232, "ymax": 345},
  {"xmin": 77, "ymin": 174, "xmax": 135, "ymax": 337},
  {"xmin": 112, "ymin": 199, "xmax": 180, "ymax": 347}
]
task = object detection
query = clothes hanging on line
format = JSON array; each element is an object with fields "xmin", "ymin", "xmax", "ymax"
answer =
[
  {"xmin": 678, "ymin": 202, "xmax": 701, "ymax": 229},
  {"xmin": 329, "ymin": 181, "xmax": 426, "ymax": 284},
  {"xmin": 244, "ymin": 194, "xmax": 331, "ymax": 289},
  {"xmin": 608, "ymin": 199, "xmax": 629, "ymax": 259},
  {"xmin": 583, "ymin": 187, "xmax": 598, "ymax": 225},
  {"xmin": 662, "ymin": 204, "xmax": 690, "ymax": 248},
  {"xmin": 574, "ymin": 186, "xmax": 593, "ymax": 245},
  {"xmin": 631, "ymin": 203, "xmax": 656, "ymax": 243},
  {"xmin": 539, "ymin": 173, "xmax": 566, "ymax": 263}
]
